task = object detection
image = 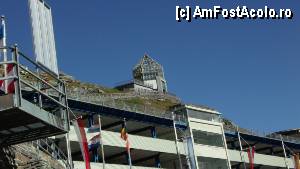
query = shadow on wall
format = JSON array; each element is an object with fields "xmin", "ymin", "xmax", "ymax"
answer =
[{"xmin": 0, "ymin": 146, "xmax": 17, "ymax": 169}]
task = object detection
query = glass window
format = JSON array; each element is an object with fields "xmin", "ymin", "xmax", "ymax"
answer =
[
  {"xmin": 187, "ymin": 109, "xmax": 221, "ymax": 122},
  {"xmin": 197, "ymin": 157, "xmax": 229, "ymax": 169},
  {"xmin": 192, "ymin": 129, "xmax": 224, "ymax": 147}
]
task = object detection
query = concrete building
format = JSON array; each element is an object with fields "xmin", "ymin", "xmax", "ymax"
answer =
[
  {"xmin": 55, "ymin": 97, "xmax": 300, "ymax": 169},
  {"xmin": 116, "ymin": 55, "xmax": 168, "ymax": 93}
]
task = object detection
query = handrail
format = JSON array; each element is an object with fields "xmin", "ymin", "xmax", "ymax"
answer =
[
  {"xmin": 224, "ymin": 126, "xmax": 300, "ymax": 145},
  {"xmin": 17, "ymin": 50, "xmax": 63, "ymax": 84},
  {"xmin": 32, "ymin": 138, "xmax": 71, "ymax": 168},
  {"xmin": 20, "ymin": 79, "xmax": 67, "ymax": 109},
  {"xmin": 19, "ymin": 64, "xmax": 65, "ymax": 96}
]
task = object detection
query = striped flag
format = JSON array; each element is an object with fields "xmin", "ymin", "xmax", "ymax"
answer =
[
  {"xmin": 0, "ymin": 63, "xmax": 15, "ymax": 94},
  {"xmin": 0, "ymin": 16, "xmax": 14, "ymax": 94},
  {"xmin": 88, "ymin": 134, "xmax": 101, "ymax": 150},
  {"xmin": 73, "ymin": 118, "xmax": 91, "ymax": 169}
]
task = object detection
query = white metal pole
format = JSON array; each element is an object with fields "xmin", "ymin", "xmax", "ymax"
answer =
[
  {"xmin": 98, "ymin": 115, "xmax": 105, "ymax": 169},
  {"xmin": 280, "ymin": 135, "xmax": 290, "ymax": 169},
  {"xmin": 124, "ymin": 118, "xmax": 132, "ymax": 169},
  {"xmin": 172, "ymin": 112, "xmax": 183, "ymax": 169},
  {"xmin": 128, "ymin": 148, "xmax": 132, "ymax": 169},
  {"xmin": 237, "ymin": 129, "xmax": 246, "ymax": 169},
  {"xmin": 1, "ymin": 15, "xmax": 8, "ymax": 93},
  {"xmin": 65, "ymin": 133, "xmax": 73, "ymax": 169}
]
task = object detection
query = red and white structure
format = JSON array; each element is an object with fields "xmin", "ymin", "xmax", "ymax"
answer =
[{"xmin": 0, "ymin": 16, "xmax": 14, "ymax": 94}]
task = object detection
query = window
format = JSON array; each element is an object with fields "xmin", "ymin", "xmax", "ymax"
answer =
[
  {"xmin": 197, "ymin": 157, "xmax": 229, "ymax": 169},
  {"xmin": 187, "ymin": 109, "xmax": 220, "ymax": 122},
  {"xmin": 192, "ymin": 129, "xmax": 224, "ymax": 147}
]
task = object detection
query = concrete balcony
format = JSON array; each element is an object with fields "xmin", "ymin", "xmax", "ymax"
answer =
[{"xmin": 67, "ymin": 127, "xmax": 297, "ymax": 168}]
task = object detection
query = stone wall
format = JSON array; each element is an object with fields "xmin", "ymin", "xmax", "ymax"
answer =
[{"xmin": 0, "ymin": 143, "xmax": 65, "ymax": 169}]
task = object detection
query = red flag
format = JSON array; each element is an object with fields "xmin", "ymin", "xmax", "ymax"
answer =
[
  {"xmin": 74, "ymin": 118, "xmax": 91, "ymax": 169},
  {"xmin": 247, "ymin": 146, "xmax": 255, "ymax": 169}
]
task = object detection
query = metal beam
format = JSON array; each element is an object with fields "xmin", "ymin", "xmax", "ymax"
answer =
[
  {"xmin": 102, "ymin": 121, "xmax": 123, "ymax": 130},
  {"xmin": 106, "ymin": 150, "xmax": 133, "ymax": 161},
  {"xmin": 128, "ymin": 126, "xmax": 153, "ymax": 135},
  {"xmin": 132, "ymin": 153, "xmax": 160, "ymax": 165},
  {"xmin": 255, "ymin": 146, "xmax": 274, "ymax": 152}
]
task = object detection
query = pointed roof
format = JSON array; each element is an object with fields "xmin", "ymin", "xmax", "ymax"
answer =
[{"xmin": 133, "ymin": 54, "xmax": 162, "ymax": 70}]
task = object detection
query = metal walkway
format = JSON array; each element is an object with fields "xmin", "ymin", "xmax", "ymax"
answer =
[{"xmin": 0, "ymin": 46, "xmax": 69, "ymax": 146}]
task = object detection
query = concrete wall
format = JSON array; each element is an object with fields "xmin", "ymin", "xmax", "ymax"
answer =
[{"xmin": 73, "ymin": 161, "xmax": 165, "ymax": 169}]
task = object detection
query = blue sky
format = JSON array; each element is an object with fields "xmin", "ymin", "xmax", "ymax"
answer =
[{"xmin": 1, "ymin": 1, "xmax": 299, "ymax": 132}]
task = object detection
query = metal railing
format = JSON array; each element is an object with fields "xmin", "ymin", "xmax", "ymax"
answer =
[
  {"xmin": 14, "ymin": 138, "xmax": 70, "ymax": 169},
  {"xmin": 224, "ymin": 125, "xmax": 300, "ymax": 145},
  {"xmin": 66, "ymin": 90, "xmax": 173, "ymax": 119},
  {"xmin": 0, "ymin": 45, "xmax": 69, "ymax": 129},
  {"xmin": 32, "ymin": 138, "xmax": 71, "ymax": 169}
]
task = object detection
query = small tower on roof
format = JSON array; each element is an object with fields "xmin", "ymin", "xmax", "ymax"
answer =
[{"xmin": 133, "ymin": 54, "xmax": 167, "ymax": 93}]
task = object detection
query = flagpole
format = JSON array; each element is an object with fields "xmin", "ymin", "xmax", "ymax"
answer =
[
  {"xmin": 237, "ymin": 127, "xmax": 246, "ymax": 169},
  {"xmin": 280, "ymin": 135, "xmax": 290, "ymax": 169},
  {"xmin": 98, "ymin": 115, "xmax": 105, "ymax": 169},
  {"xmin": 1, "ymin": 15, "xmax": 8, "ymax": 93},
  {"xmin": 172, "ymin": 112, "xmax": 183, "ymax": 169},
  {"xmin": 128, "ymin": 148, "xmax": 132, "ymax": 169},
  {"xmin": 124, "ymin": 118, "xmax": 132, "ymax": 169}
]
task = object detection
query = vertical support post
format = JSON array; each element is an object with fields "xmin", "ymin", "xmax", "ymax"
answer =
[
  {"xmin": 151, "ymin": 126, "xmax": 157, "ymax": 138},
  {"xmin": 64, "ymin": 80, "xmax": 73, "ymax": 169},
  {"xmin": 221, "ymin": 125, "xmax": 232, "ymax": 169},
  {"xmin": 155, "ymin": 154, "xmax": 161, "ymax": 168},
  {"xmin": 123, "ymin": 118, "xmax": 132, "ymax": 169},
  {"xmin": 88, "ymin": 114, "xmax": 94, "ymax": 128},
  {"xmin": 1, "ymin": 16, "xmax": 7, "ymax": 94},
  {"xmin": 13, "ymin": 44, "xmax": 21, "ymax": 107},
  {"xmin": 237, "ymin": 130, "xmax": 246, "ymax": 169},
  {"xmin": 98, "ymin": 115, "xmax": 105, "ymax": 169},
  {"xmin": 92, "ymin": 148, "xmax": 99, "ymax": 162},
  {"xmin": 280, "ymin": 135, "xmax": 290, "ymax": 169},
  {"xmin": 65, "ymin": 133, "xmax": 73, "ymax": 169},
  {"xmin": 36, "ymin": 67, "xmax": 43, "ymax": 108},
  {"xmin": 172, "ymin": 112, "xmax": 183, "ymax": 169}
]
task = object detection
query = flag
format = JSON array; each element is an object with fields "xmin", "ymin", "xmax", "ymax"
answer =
[
  {"xmin": 120, "ymin": 120, "xmax": 132, "ymax": 168},
  {"xmin": 120, "ymin": 123, "xmax": 128, "ymax": 141},
  {"xmin": 247, "ymin": 146, "xmax": 255, "ymax": 169},
  {"xmin": 0, "ymin": 16, "xmax": 13, "ymax": 94},
  {"xmin": 88, "ymin": 134, "xmax": 101, "ymax": 150},
  {"xmin": 0, "ymin": 63, "xmax": 15, "ymax": 93},
  {"xmin": 73, "ymin": 118, "xmax": 91, "ymax": 169},
  {"xmin": 120, "ymin": 122, "xmax": 130, "ymax": 151}
]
